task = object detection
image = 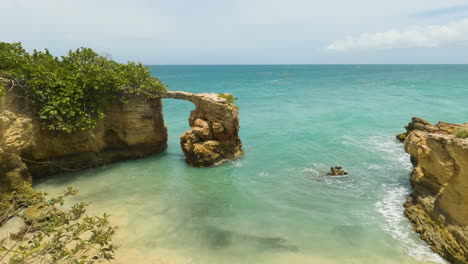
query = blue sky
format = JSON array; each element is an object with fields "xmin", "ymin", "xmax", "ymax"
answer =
[{"xmin": 2, "ymin": 0, "xmax": 468, "ymax": 64}]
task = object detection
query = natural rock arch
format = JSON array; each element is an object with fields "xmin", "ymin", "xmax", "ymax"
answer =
[
  {"xmin": 161, "ymin": 91, "xmax": 243, "ymax": 167},
  {"xmin": 0, "ymin": 80, "xmax": 243, "ymax": 192}
]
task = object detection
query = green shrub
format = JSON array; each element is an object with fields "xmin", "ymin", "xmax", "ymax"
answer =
[
  {"xmin": 0, "ymin": 42, "xmax": 167, "ymax": 133},
  {"xmin": 453, "ymin": 127, "xmax": 468, "ymax": 139},
  {"xmin": 0, "ymin": 186, "xmax": 117, "ymax": 264},
  {"xmin": 218, "ymin": 93, "xmax": 238, "ymax": 108}
]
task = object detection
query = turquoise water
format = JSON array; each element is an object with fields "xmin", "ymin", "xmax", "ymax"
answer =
[{"xmin": 36, "ymin": 65, "xmax": 468, "ymax": 264}]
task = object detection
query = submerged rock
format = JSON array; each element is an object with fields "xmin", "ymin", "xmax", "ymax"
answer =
[
  {"xmin": 402, "ymin": 117, "xmax": 468, "ymax": 264},
  {"xmin": 202, "ymin": 226, "xmax": 298, "ymax": 252},
  {"xmin": 326, "ymin": 166, "xmax": 348, "ymax": 176}
]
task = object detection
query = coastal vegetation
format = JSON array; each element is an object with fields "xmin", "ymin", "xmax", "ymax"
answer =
[
  {"xmin": 453, "ymin": 127, "xmax": 468, "ymax": 139},
  {"xmin": 0, "ymin": 42, "xmax": 167, "ymax": 133},
  {"xmin": 0, "ymin": 43, "xmax": 168, "ymax": 263},
  {"xmin": 0, "ymin": 186, "xmax": 117, "ymax": 263},
  {"xmin": 218, "ymin": 93, "xmax": 238, "ymax": 108}
]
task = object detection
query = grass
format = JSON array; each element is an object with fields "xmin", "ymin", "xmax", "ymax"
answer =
[
  {"xmin": 218, "ymin": 93, "xmax": 239, "ymax": 109},
  {"xmin": 453, "ymin": 128, "xmax": 468, "ymax": 139}
]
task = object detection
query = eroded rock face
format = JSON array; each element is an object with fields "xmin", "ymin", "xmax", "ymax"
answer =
[
  {"xmin": 0, "ymin": 82, "xmax": 167, "ymax": 191},
  {"xmin": 163, "ymin": 91, "xmax": 243, "ymax": 167},
  {"xmin": 402, "ymin": 117, "xmax": 468, "ymax": 264},
  {"xmin": 1, "ymin": 80, "xmax": 244, "ymax": 193}
]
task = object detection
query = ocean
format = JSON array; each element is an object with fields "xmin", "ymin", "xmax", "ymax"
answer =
[{"xmin": 36, "ymin": 65, "xmax": 468, "ymax": 264}]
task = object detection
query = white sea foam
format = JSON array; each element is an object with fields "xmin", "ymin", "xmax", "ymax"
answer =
[
  {"xmin": 228, "ymin": 159, "xmax": 245, "ymax": 168},
  {"xmin": 342, "ymin": 135, "xmax": 412, "ymax": 171},
  {"xmin": 375, "ymin": 185, "xmax": 447, "ymax": 264},
  {"xmin": 302, "ymin": 167, "xmax": 320, "ymax": 176},
  {"xmin": 343, "ymin": 134, "xmax": 446, "ymax": 263},
  {"xmin": 368, "ymin": 164, "xmax": 383, "ymax": 170}
]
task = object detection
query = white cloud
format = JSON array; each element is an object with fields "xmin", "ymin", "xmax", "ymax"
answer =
[
  {"xmin": 328, "ymin": 18, "xmax": 468, "ymax": 51},
  {"xmin": 2, "ymin": 0, "xmax": 468, "ymax": 63}
]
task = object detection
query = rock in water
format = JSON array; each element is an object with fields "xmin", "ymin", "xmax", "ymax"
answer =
[
  {"xmin": 163, "ymin": 91, "xmax": 244, "ymax": 167},
  {"xmin": 402, "ymin": 117, "xmax": 468, "ymax": 264},
  {"xmin": 326, "ymin": 166, "xmax": 348, "ymax": 176},
  {"xmin": 395, "ymin": 133, "xmax": 407, "ymax": 142}
]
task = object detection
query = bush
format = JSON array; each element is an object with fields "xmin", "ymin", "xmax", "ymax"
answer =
[
  {"xmin": 0, "ymin": 186, "xmax": 117, "ymax": 264},
  {"xmin": 453, "ymin": 127, "xmax": 468, "ymax": 139},
  {"xmin": 0, "ymin": 42, "xmax": 167, "ymax": 133},
  {"xmin": 218, "ymin": 93, "xmax": 238, "ymax": 108}
]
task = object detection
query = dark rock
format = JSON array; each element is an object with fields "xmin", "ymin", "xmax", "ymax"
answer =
[
  {"xmin": 326, "ymin": 166, "xmax": 348, "ymax": 176},
  {"xmin": 395, "ymin": 133, "xmax": 407, "ymax": 142}
]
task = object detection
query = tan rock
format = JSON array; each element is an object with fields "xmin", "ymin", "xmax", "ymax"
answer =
[
  {"xmin": 0, "ymin": 83, "xmax": 244, "ymax": 194},
  {"xmin": 402, "ymin": 118, "xmax": 468, "ymax": 264},
  {"xmin": 163, "ymin": 91, "xmax": 243, "ymax": 167},
  {"xmin": 0, "ymin": 83, "xmax": 168, "ymax": 191}
]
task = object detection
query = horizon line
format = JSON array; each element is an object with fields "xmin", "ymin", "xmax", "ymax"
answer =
[{"xmin": 145, "ymin": 63, "xmax": 468, "ymax": 66}]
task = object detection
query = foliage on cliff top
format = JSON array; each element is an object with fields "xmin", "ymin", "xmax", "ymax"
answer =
[
  {"xmin": 0, "ymin": 185, "xmax": 117, "ymax": 263},
  {"xmin": 453, "ymin": 127, "xmax": 468, "ymax": 139},
  {"xmin": 0, "ymin": 42, "xmax": 167, "ymax": 133},
  {"xmin": 218, "ymin": 93, "xmax": 239, "ymax": 109}
]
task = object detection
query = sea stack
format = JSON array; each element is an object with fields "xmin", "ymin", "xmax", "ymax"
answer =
[
  {"xmin": 326, "ymin": 166, "xmax": 348, "ymax": 176},
  {"xmin": 163, "ymin": 91, "xmax": 243, "ymax": 167}
]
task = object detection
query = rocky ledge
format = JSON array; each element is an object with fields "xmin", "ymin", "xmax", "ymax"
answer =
[
  {"xmin": 0, "ymin": 79, "xmax": 244, "ymax": 192},
  {"xmin": 163, "ymin": 91, "xmax": 243, "ymax": 167},
  {"xmin": 0, "ymin": 80, "xmax": 167, "ymax": 192},
  {"xmin": 400, "ymin": 117, "xmax": 468, "ymax": 264}
]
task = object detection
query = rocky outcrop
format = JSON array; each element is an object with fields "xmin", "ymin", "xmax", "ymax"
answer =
[
  {"xmin": 0, "ymin": 80, "xmax": 167, "ymax": 192},
  {"xmin": 1, "ymin": 79, "xmax": 244, "ymax": 192},
  {"xmin": 163, "ymin": 91, "xmax": 243, "ymax": 167},
  {"xmin": 401, "ymin": 117, "xmax": 468, "ymax": 264},
  {"xmin": 326, "ymin": 166, "xmax": 348, "ymax": 176}
]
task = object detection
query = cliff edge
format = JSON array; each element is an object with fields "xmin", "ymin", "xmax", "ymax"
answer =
[
  {"xmin": 401, "ymin": 117, "xmax": 468, "ymax": 264},
  {"xmin": 1, "ymin": 80, "xmax": 244, "ymax": 192},
  {"xmin": 0, "ymin": 79, "xmax": 167, "ymax": 192}
]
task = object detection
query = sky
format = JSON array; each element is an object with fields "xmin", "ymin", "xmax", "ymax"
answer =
[{"xmin": 2, "ymin": 0, "xmax": 468, "ymax": 64}]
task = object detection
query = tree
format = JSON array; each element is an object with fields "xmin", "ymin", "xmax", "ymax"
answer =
[{"xmin": 0, "ymin": 42, "xmax": 167, "ymax": 133}]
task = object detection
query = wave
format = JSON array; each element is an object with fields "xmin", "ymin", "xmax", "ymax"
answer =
[
  {"xmin": 375, "ymin": 185, "xmax": 447, "ymax": 264},
  {"xmin": 228, "ymin": 159, "xmax": 245, "ymax": 168},
  {"xmin": 341, "ymin": 135, "xmax": 412, "ymax": 171},
  {"xmin": 302, "ymin": 167, "xmax": 320, "ymax": 176},
  {"xmin": 343, "ymin": 134, "xmax": 446, "ymax": 262}
]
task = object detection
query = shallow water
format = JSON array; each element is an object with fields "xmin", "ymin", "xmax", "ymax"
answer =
[{"xmin": 36, "ymin": 65, "xmax": 468, "ymax": 264}]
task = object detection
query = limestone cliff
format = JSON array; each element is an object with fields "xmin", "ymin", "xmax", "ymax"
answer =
[
  {"xmin": 401, "ymin": 117, "xmax": 468, "ymax": 264},
  {"xmin": 1, "ymin": 80, "xmax": 244, "ymax": 192},
  {"xmin": 163, "ymin": 91, "xmax": 243, "ymax": 167},
  {"xmin": 0, "ymin": 80, "xmax": 167, "ymax": 192}
]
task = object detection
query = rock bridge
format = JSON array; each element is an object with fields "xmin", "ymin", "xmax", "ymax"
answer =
[
  {"xmin": 0, "ymin": 79, "xmax": 243, "ymax": 192},
  {"xmin": 162, "ymin": 91, "xmax": 243, "ymax": 167}
]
